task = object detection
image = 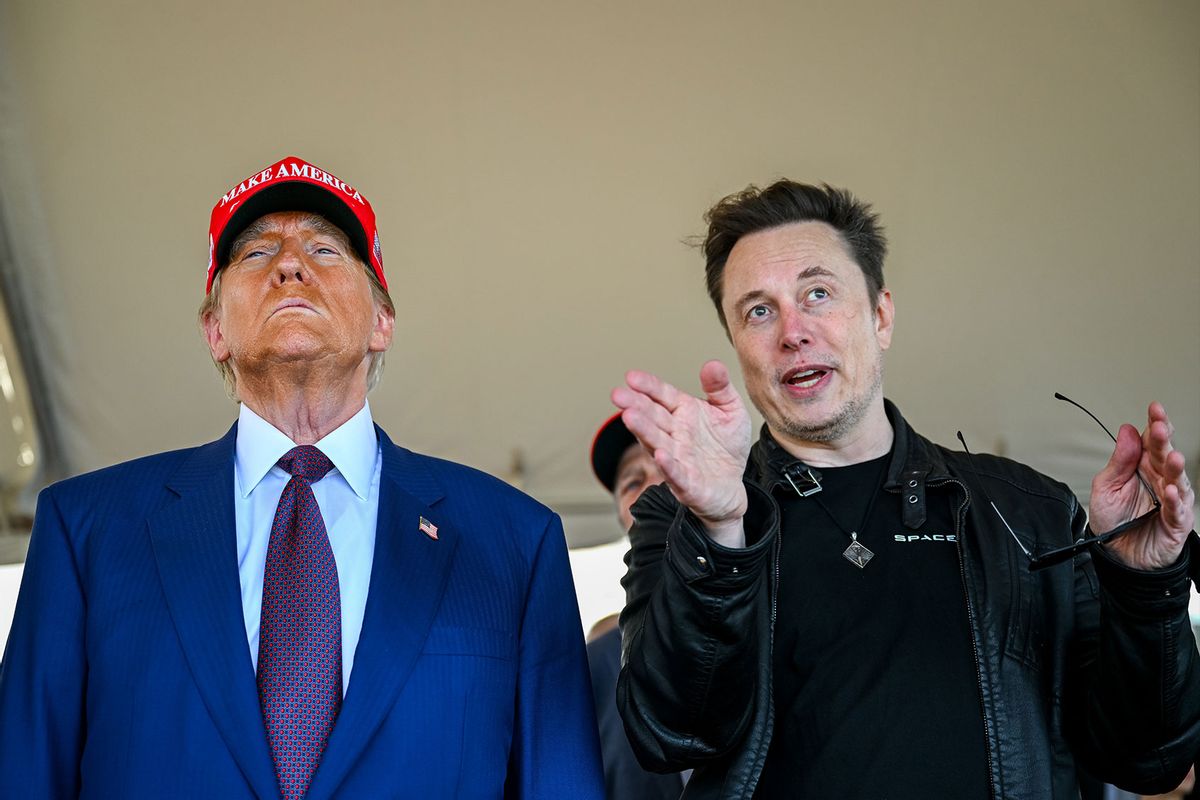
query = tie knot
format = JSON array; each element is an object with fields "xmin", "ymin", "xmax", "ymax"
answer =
[{"xmin": 277, "ymin": 445, "xmax": 335, "ymax": 483}]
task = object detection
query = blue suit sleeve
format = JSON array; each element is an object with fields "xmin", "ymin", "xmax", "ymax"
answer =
[
  {"xmin": 503, "ymin": 513, "xmax": 604, "ymax": 799},
  {"xmin": 0, "ymin": 487, "xmax": 86, "ymax": 797}
]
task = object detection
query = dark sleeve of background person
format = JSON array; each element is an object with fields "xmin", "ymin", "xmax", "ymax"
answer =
[{"xmin": 587, "ymin": 628, "xmax": 683, "ymax": 800}]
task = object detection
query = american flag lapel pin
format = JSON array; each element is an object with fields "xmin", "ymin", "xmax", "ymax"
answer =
[{"xmin": 418, "ymin": 516, "xmax": 439, "ymax": 540}]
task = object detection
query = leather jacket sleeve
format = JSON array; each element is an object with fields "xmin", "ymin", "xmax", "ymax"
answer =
[
  {"xmin": 616, "ymin": 481, "xmax": 778, "ymax": 774},
  {"xmin": 1065, "ymin": 525, "xmax": 1200, "ymax": 795}
]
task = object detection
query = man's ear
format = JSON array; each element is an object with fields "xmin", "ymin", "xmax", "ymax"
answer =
[
  {"xmin": 202, "ymin": 309, "xmax": 231, "ymax": 363},
  {"xmin": 875, "ymin": 288, "xmax": 895, "ymax": 350},
  {"xmin": 369, "ymin": 303, "xmax": 395, "ymax": 353}
]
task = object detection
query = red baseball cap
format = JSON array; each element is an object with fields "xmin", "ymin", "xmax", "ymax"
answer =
[
  {"xmin": 590, "ymin": 412, "xmax": 640, "ymax": 493},
  {"xmin": 206, "ymin": 155, "xmax": 386, "ymax": 294}
]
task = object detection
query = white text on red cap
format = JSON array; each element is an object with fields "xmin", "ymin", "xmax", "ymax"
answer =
[{"xmin": 219, "ymin": 161, "xmax": 366, "ymax": 208}]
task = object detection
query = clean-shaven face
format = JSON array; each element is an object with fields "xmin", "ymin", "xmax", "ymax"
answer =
[{"xmin": 205, "ymin": 211, "xmax": 392, "ymax": 383}]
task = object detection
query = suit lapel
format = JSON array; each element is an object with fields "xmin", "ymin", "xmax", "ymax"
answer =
[
  {"xmin": 147, "ymin": 425, "xmax": 279, "ymax": 800},
  {"xmin": 307, "ymin": 429, "xmax": 459, "ymax": 800}
]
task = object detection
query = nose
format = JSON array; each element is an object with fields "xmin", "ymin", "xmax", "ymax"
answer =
[
  {"xmin": 271, "ymin": 238, "xmax": 311, "ymax": 286},
  {"xmin": 778, "ymin": 306, "xmax": 812, "ymax": 351}
]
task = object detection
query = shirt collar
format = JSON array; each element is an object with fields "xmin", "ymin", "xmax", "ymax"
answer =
[{"xmin": 235, "ymin": 401, "xmax": 378, "ymax": 500}]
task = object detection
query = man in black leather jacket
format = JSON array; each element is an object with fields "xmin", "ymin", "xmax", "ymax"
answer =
[{"xmin": 612, "ymin": 180, "xmax": 1200, "ymax": 799}]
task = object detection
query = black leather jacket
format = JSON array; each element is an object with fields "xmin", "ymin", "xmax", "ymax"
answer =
[{"xmin": 617, "ymin": 402, "xmax": 1200, "ymax": 799}]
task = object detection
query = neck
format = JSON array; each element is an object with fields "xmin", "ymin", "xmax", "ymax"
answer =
[
  {"xmin": 769, "ymin": 400, "xmax": 894, "ymax": 468},
  {"xmin": 235, "ymin": 364, "xmax": 369, "ymax": 444}
]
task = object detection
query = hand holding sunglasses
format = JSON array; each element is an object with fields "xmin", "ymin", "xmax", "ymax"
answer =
[
  {"xmin": 1087, "ymin": 399, "xmax": 1195, "ymax": 572},
  {"xmin": 960, "ymin": 395, "xmax": 1196, "ymax": 572}
]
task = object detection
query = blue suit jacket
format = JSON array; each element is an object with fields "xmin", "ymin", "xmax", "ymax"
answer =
[{"xmin": 0, "ymin": 425, "xmax": 603, "ymax": 798}]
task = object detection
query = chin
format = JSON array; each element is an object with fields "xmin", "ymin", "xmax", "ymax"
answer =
[
  {"xmin": 268, "ymin": 329, "xmax": 330, "ymax": 353},
  {"xmin": 769, "ymin": 402, "xmax": 850, "ymax": 443},
  {"xmin": 773, "ymin": 395, "xmax": 834, "ymax": 423}
]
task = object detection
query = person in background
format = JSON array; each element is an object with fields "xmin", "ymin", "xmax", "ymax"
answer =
[
  {"xmin": 0, "ymin": 155, "xmax": 603, "ymax": 799},
  {"xmin": 588, "ymin": 412, "xmax": 687, "ymax": 799}
]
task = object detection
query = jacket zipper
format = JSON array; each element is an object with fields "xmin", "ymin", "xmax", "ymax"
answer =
[{"xmin": 930, "ymin": 476, "xmax": 998, "ymax": 800}]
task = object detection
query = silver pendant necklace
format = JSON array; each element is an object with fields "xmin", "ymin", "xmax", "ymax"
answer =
[
  {"xmin": 841, "ymin": 533, "xmax": 875, "ymax": 569},
  {"xmin": 784, "ymin": 460, "xmax": 885, "ymax": 569}
]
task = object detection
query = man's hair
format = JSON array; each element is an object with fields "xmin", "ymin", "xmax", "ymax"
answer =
[
  {"xmin": 197, "ymin": 214, "xmax": 395, "ymax": 400},
  {"xmin": 702, "ymin": 180, "xmax": 887, "ymax": 331}
]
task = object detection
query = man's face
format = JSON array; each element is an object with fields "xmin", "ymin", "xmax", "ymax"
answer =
[
  {"xmin": 613, "ymin": 443, "xmax": 664, "ymax": 532},
  {"xmin": 720, "ymin": 221, "xmax": 894, "ymax": 449},
  {"xmin": 203, "ymin": 211, "xmax": 393, "ymax": 386}
]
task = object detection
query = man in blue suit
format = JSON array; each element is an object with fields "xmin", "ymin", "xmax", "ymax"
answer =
[{"xmin": 0, "ymin": 155, "xmax": 604, "ymax": 799}]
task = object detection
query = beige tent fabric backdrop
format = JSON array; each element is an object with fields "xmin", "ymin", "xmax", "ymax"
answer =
[{"xmin": 0, "ymin": 0, "xmax": 1196, "ymax": 560}]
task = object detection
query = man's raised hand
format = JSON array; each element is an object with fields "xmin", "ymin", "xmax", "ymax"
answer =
[
  {"xmin": 612, "ymin": 360, "xmax": 752, "ymax": 547},
  {"xmin": 1091, "ymin": 402, "xmax": 1195, "ymax": 571}
]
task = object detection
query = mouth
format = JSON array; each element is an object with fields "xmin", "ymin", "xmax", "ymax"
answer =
[
  {"xmin": 781, "ymin": 366, "xmax": 831, "ymax": 391},
  {"xmin": 271, "ymin": 298, "xmax": 317, "ymax": 316}
]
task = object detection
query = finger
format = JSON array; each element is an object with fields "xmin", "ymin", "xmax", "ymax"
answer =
[
  {"xmin": 625, "ymin": 369, "xmax": 686, "ymax": 413},
  {"xmin": 1145, "ymin": 401, "xmax": 1175, "ymax": 444},
  {"xmin": 1161, "ymin": 481, "xmax": 1196, "ymax": 535},
  {"xmin": 611, "ymin": 385, "xmax": 675, "ymax": 427},
  {"xmin": 1093, "ymin": 423, "xmax": 1142, "ymax": 493},
  {"xmin": 1139, "ymin": 404, "xmax": 1176, "ymax": 502},
  {"xmin": 611, "ymin": 385, "xmax": 643, "ymax": 411},
  {"xmin": 1163, "ymin": 449, "xmax": 1193, "ymax": 502},
  {"xmin": 620, "ymin": 407, "xmax": 675, "ymax": 454},
  {"xmin": 1142, "ymin": 419, "xmax": 1176, "ymax": 477},
  {"xmin": 620, "ymin": 391, "xmax": 677, "ymax": 435},
  {"xmin": 1148, "ymin": 448, "xmax": 1193, "ymax": 534},
  {"xmin": 698, "ymin": 360, "xmax": 741, "ymax": 410},
  {"xmin": 1147, "ymin": 401, "xmax": 1172, "ymax": 433}
]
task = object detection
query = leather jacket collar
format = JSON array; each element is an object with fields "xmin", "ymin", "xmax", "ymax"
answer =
[{"xmin": 745, "ymin": 399, "xmax": 952, "ymax": 531}]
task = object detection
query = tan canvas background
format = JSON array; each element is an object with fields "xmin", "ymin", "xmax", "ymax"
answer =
[{"xmin": 1, "ymin": 0, "xmax": 1196, "ymax": 557}]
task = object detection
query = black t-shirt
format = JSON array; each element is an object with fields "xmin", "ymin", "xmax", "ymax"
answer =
[{"xmin": 754, "ymin": 454, "xmax": 989, "ymax": 799}]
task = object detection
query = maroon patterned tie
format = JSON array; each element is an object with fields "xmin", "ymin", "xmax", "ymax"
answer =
[{"xmin": 257, "ymin": 445, "xmax": 341, "ymax": 800}]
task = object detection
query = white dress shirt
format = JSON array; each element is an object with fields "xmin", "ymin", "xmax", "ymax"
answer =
[{"xmin": 234, "ymin": 401, "xmax": 381, "ymax": 695}]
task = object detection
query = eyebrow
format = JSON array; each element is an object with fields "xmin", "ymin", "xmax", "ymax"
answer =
[
  {"xmin": 730, "ymin": 265, "xmax": 839, "ymax": 312},
  {"xmin": 228, "ymin": 218, "xmax": 275, "ymax": 260},
  {"xmin": 228, "ymin": 213, "xmax": 351, "ymax": 261}
]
